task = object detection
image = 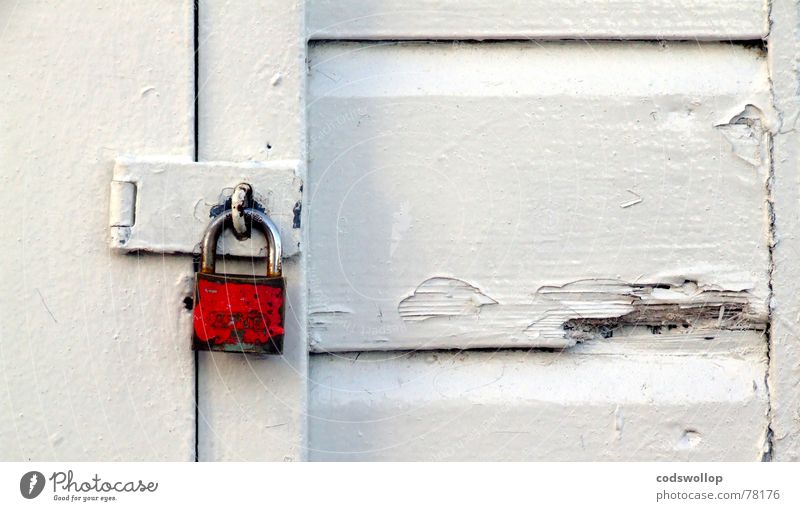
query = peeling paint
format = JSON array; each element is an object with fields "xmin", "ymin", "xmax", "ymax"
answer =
[
  {"xmin": 392, "ymin": 276, "xmax": 766, "ymax": 348},
  {"xmin": 716, "ymin": 104, "xmax": 768, "ymax": 166},
  {"xmin": 398, "ymin": 277, "xmax": 498, "ymax": 322},
  {"xmin": 529, "ymin": 278, "xmax": 766, "ymax": 343},
  {"xmin": 319, "ymin": 276, "xmax": 768, "ymax": 351}
]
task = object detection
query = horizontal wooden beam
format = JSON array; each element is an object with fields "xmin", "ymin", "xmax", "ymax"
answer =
[
  {"xmin": 308, "ymin": 0, "xmax": 767, "ymax": 41},
  {"xmin": 309, "ymin": 345, "xmax": 769, "ymax": 460}
]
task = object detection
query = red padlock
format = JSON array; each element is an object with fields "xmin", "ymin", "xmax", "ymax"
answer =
[{"xmin": 192, "ymin": 208, "xmax": 284, "ymax": 354}]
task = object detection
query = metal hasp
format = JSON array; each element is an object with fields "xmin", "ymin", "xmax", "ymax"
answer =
[
  {"xmin": 108, "ymin": 156, "xmax": 302, "ymax": 257},
  {"xmin": 193, "ymin": 208, "xmax": 285, "ymax": 354}
]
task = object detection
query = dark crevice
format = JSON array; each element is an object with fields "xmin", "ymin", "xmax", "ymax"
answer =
[
  {"xmin": 762, "ymin": 0, "xmax": 776, "ymax": 461},
  {"xmin": 193, "ymin": 1, "xmax": 200, "ymax": 162},
  {"xmin": 308, "ymin": 38, "xmax": 767, "ymax": 51},
  {"xmin": 311, "ymin": 346, "xmax": 575, "ymax": 357},
  {"xmin": 193, "ymin": 0, "xmax": 200, "ymax": 463},
  {"xmin": 763, "ymin": 99, "xmax": 777, "ymax": 463}
]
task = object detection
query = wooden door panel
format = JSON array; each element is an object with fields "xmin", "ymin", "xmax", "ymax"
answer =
[{"xmin": 307, "ymin": 41, "xmax": 772, "ymax": 352}]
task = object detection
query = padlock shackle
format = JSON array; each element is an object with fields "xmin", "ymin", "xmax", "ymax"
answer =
[{"xmin": 200, "ymin": 208, "xmax": 282, "ymax": 277}]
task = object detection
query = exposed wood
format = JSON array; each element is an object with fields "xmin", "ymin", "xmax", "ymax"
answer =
[
  {"xmin": 307, "ymin": 41, "xmax": 773, "ymax": 352},
  {"xmin": 307, "ymin": 0, "xmax": 767, "ymax": 41},
  {"xmin": 309, "ymin": 345, "xmax": 769, "ymax": 461},
  {"xmin": 0, "ymin": 0, "xmax": 195, "ymax": 460},
  {"xmin": 541, "ymin": 279, "xmax": 766, "ymax": 343},
  {"xmin": 767, "ymin": 0, "xmax": 800, "ymax": 461},
  {"xmin": 109, "ymin": 156, "xmax": 302, "ymax": 257},
  {"xmin": 196, "ymin": 0, "xmax": 308, "ymax": 461}
]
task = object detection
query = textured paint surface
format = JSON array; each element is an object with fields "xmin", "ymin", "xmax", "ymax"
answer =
[
  {"xmin": 307, "ymin": 41, "xmax": 773, "ymax": 352},
  {"xmin": 308, "ymin": 0, "xmax": 767, "ymax": 40},
  {"xmin": 0, "ymin": 0, "xmax": 195, "ymax": 460}
]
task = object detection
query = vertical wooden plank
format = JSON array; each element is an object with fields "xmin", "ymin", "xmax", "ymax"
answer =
[
  {"xmin": 196, "ymin": 0, "xmax": 307, "ymax": 460},
  {"xmin": 768, "ymin": 0, "xmax": 800, "ymax": 461},
  {"xmin": 0, "ymin": 1, "xmax": 195, "ymax": 460}
]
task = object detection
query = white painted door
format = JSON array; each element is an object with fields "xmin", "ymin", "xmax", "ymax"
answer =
[
  {"xmin": 302, "ymin": 1, "xmax": 788, "ymax": 461},
  {"xmin": 3, "ymin": 1, "xmax": 800, "ymax": 462}
]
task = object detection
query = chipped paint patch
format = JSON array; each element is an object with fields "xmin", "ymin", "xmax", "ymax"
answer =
[
  {"xmin": 716, "ymin": 104, "xmax": 768, "ymax": 166},
  {"xmin": 677, "ymin": 429, "xmax": 703, "ymax": 450},
  {"xmin": 529, "ymin": 278, "xmax": 767, "ymax": 343},
  {"xmin": 398, "ymin": 277, "xmax": 497, "ymax": 322}
]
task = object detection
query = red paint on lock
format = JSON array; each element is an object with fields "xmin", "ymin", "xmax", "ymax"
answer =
[{"xmin": 193, "ymin": 276, "xmax": 285, "ymax": 346}]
